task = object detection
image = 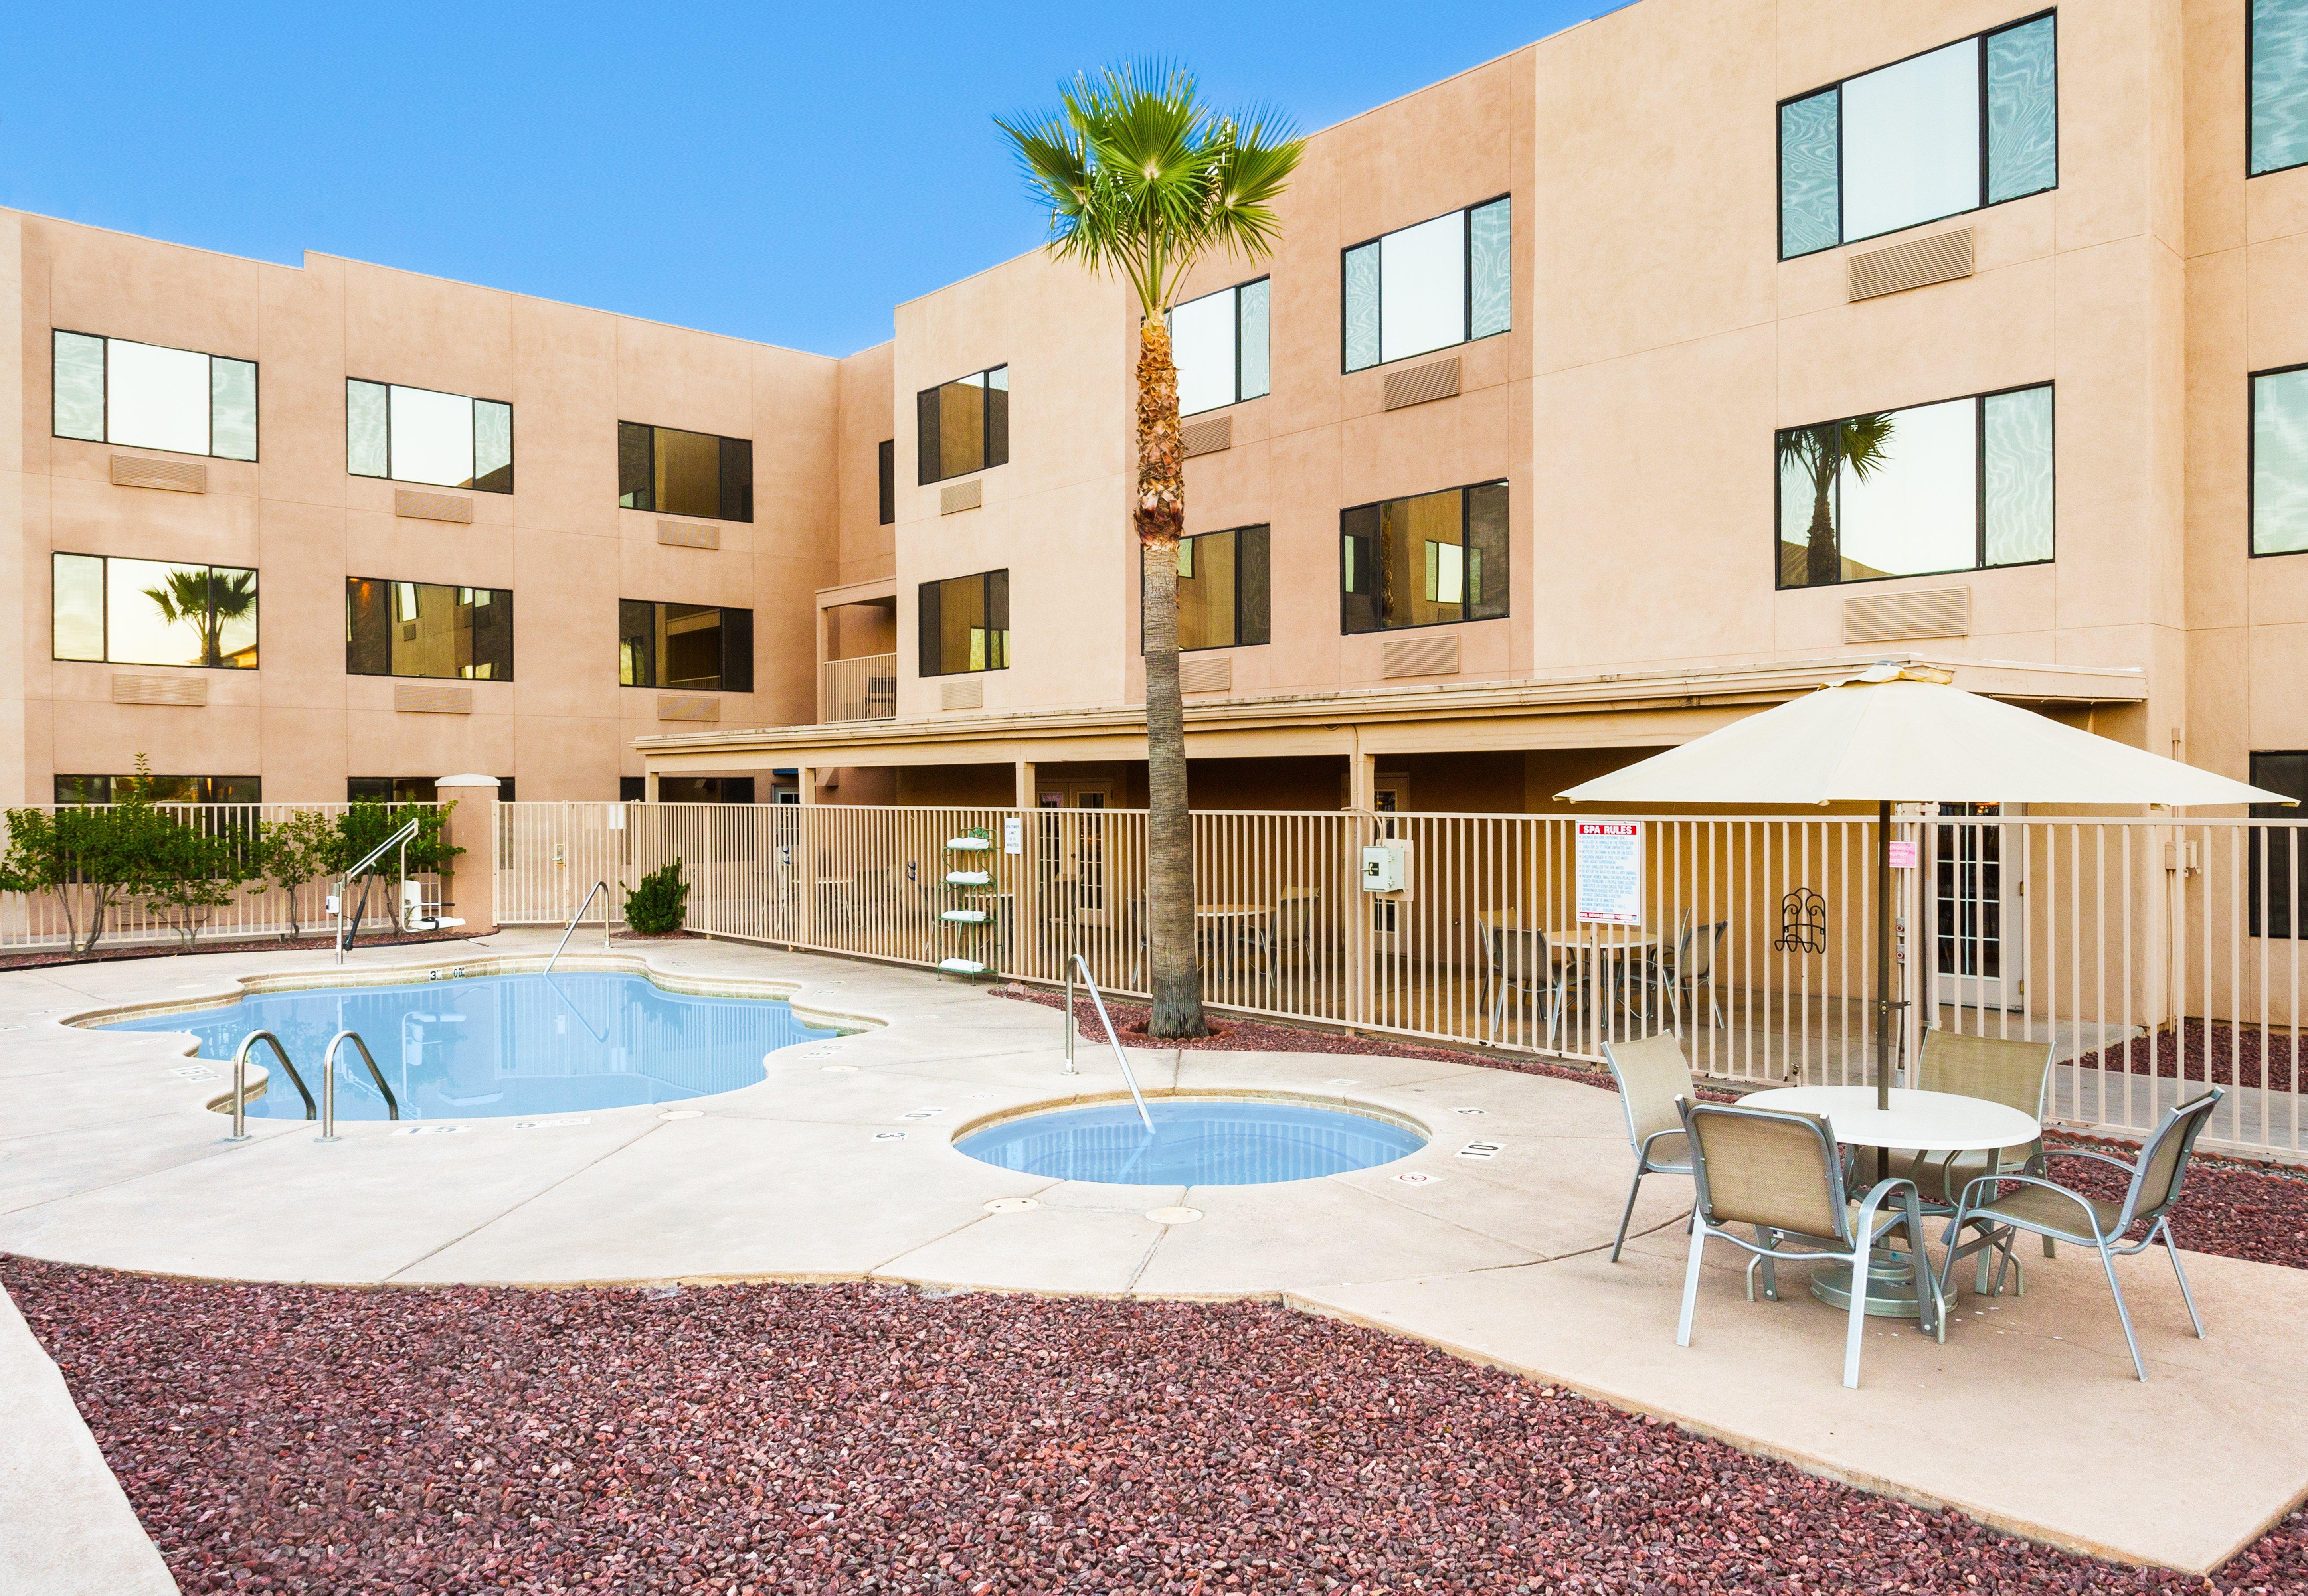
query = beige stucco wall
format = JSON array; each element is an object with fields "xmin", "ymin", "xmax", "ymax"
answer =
[{"xmin": 3, "ymin": 215, "xmax": 842, "ymax": 803}]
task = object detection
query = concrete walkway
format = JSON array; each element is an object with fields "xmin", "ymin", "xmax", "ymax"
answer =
[{"xmin": 1, "ymin": 929, "xmax": 2305, "ymax": 1576}]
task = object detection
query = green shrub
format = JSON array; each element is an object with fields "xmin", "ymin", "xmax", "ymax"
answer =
[{"xmin": 625, "ymin": 859, "xmax": 689, "ymax": 936}]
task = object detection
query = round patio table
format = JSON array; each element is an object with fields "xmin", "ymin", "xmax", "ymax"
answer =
[{"xmin": 1741, "ymin": 1085, "xmax": 2041, "ymax": 1320}]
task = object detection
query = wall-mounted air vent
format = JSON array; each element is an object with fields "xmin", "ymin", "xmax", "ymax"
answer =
[
  {"xmin": 656, "ymin": 695, "xmax": 721, "ymax": 722},
  {"xmin": 940, "ymin": 480, "xmax": 983, "ymax": 515},
  {"xmin": 1383, "ymin": 358, "xmax": 1461, "ymax": 412},
  {"xmin": 940, "ymin": 678, "xmax": 983, "ymax": 711},
  {"xmin": 657, "ymin": 520, "xmax": 718, "ymax": 549},
  {"xmin": 395, "ymin": 490, "xmax": 474, "ymax": 524},
  {"xmin": 1179, "ymin": 656, "xmax": 1232, "ymax": 693},
  {"xmin": 394, "ymin": 684, "xmax": 473, "ymax": 714},
  {"xmin": 1847, "ymin": 228, "xmax": 1974, "ymax": 302},
  {"xmin": 1181, "ymin": 416, "xmax": 1232, "ymax": 458},
  {"xmin": 1382, "ymin": 635, "xmax": 1462, "ymax": 678},
  {"xmin": 1841, "ymin": 585, "xmax": 1972, "ymax": 644},
  {"xmin": 111, "ymin": 674, "xmax": 208, "ymax": 707},
  {"xmin": 109, "ymin": 454, "xmax": 206, "ymax": 494}
]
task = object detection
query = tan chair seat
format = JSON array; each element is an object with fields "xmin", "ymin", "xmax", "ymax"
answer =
[{"xmin": 1973, "ymin": 1183, "xmax": 2126, "ymax": 1241}]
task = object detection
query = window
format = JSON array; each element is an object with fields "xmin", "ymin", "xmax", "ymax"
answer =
[
  {"xmin": 916, "ymin": 367, "xmax": 1009, "ymax": 484},
  {"xmin": 1145, "ymin": 526, "xmax": 1271, "ymax": 651},
  {"xmin": 1778, "ymin": 13, "xmax": 2057, "ymax": 259},
  {"xmin": 57, "ymin": 775, "xmax": 260, "ymax": 804},
  {"xmin": 617, "ymin": 600, "xmax": 755, "ymax": 692},
  {"xmin": 917, "ymin": 570, "xmax": 1009, "ymax": 676},
  {"xmin": 2255, "ymin": 0, "xmax": 2308, "ymax": 176},
  {"xmin": 2252, "ymin": 365, "xmax": 2308, "ymax": 555},
  {"xmin": 349, "ymin": 777, "xmax": 514, "ymax": 803},
  {"xmin": 1170, "ymin": 279, "xmax": 1271, "ymax": 416},
  {"xmin": 2251, "ymin": 752, "xmax": 2308, "ymax": 937},
  {"xmin": 53, "ymin": 553, "xmax": 258, "ymax": 668},
  {"xmin": 617, "ymin": 423, "xmax": 753, "ymax": 522},
  {"xmin": 347, "ymin": 381, "xmax": 513, "ymax": 492},
  {"xmin": 878, "ymin": 439, "xmax": 896, "ymax": 525},
  {"xmin": 621, "ymin": 776, "xmax": 756, "ymax": 804},
  {"xmin": 1341, "ymin": 198, "xmax": 1510, "ymax": 373},
  {"xmin": 1340, "ymin": 483, "xmax": 1509, "ymax": 634},
  {"xmin": 1777, "ymin": 384, "xmax": 2053, "ymax": 588},
  {"xmin": 346, "ymin": 578, "xmax": 514, "ymax": 680},
  {"xmin": 51, "ymin": 330, "xmax": 258, "ymax": 460}
]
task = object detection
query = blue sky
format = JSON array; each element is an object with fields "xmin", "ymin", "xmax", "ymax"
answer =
[{"xmin": 0, "ymin": 1, "xmax": 1602, "ymax": 357}]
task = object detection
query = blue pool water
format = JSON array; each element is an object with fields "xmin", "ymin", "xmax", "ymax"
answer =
[
  {"xmin": 954, "ymin": 1099, "xmax": 1426, "ymax": 1186},
  {"xmin": 103, "ymin": 972, "xmax": 837, "ymax": 1120}
]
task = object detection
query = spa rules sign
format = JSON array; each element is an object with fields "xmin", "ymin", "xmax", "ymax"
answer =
[{"xmin": 1575, "ymin": 821, "xmax": 1645, "ymax": 926}]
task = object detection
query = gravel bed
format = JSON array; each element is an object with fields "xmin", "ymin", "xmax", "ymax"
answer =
[
  {"xmin": 8, "ymin": 1258, "xmax": 2303, "ymax": 1595},
  {"xmin": 996, "ymin": 987, "xmax": 2308, "ymax": 1276},
  {"xmin": 2080, "ymin": 1019, "xmax": 2303, "ymax": 1093}
]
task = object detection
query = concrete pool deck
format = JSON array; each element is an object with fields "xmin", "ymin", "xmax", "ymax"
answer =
[{"xmin": 1, "ymin": 930, "xmax": 2306, "ymax": 1578}]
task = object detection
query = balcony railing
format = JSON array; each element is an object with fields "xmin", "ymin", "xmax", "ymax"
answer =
[{"xmin": 821, "ymin": 652, "xmax": 896, "ymax": 722}]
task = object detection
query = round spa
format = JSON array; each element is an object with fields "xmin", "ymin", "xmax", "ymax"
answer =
[
  {"xmin": 102, "ymin": 971, "xmax": 839, "ymax": 1121},
  {"xmin": 953, "ymin": 1097, "xmax": 1427, "ymax": 1186}
]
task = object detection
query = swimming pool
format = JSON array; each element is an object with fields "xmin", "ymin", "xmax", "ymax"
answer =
[
  {"xmin": 953, "ymin": 1098, "xmax": 1426, "ymax": 1186},
  {"xmin": 102, "ymin": 972, "xmax": 839, "ymax": 1121}
]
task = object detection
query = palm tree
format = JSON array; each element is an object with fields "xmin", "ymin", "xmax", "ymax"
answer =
[
  {"xmin": 1778, "ymin": 413, "xmax": 1896, "ymax": 587},
  {"xmin": 998, "ymin": 64, "xmax": 1303, "ymax": 1039},
  {"xmin": 144, "ymin": 567, "xmax": 257, "ymax": 666}
]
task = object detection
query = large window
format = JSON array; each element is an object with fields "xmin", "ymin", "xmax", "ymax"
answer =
[
  {"xmin": 618, "ymin": 600, "xmax": 755, "ymax": 692},
  {"xmin": 350, "ymin": 776, "xmax": 515, "ymax": 803},
  {"xmin": 1778, "ymin": 13, "xmax": 2057, "ymax": 259},
  {"xmin": 1171, "ymin": 279, "xmax": 1271, "ymax": 416},
  {"xmin": 1776, "ymin": 384, "xmax": 2054, "ymax": 589},
  {"xmin": 917, "ymin": 367, "xmax": 1009, "ymax": 484},
  {"xmin": 51, "ymin": 330, "xmax": 257, "ymax": 461},
  {"xmin": 2255, "ymin": 0, "xmax": 2308, "ymax": 176},
  {"xmin": 347, "ymin": 381, "xmax": 513, "ymax": 493},
  {"xmin": 1145, "ymin": 526, "xmax": 1270, "ymax": 652},
  {"xmin": 53, "ymin": 553, "xmax": 257, "ymax": 669},
  {"xmin": 1341, "ymin": 483, "xmax": 1509, "ymax": 634},
  {"xmin": 918, "ymin": 570, "xmax": 1009, "ymax": 676},
  {"xmin": 346, "ymin": 579, "xmax": 514, "ymax": 680},
  {"xmin": 57, "ymin": 774, "xmax": 260, "ymax": 804},
  {"xmin": 617, "ymin": 423, "xmax": 753, "ymax": 522},
  {"xmin": 2253, "ymin": 365, "xmax": 2308, "ymax": 555},
  {"xmin": 1342, "ymin": 198, "xmax": 1511, "ymax": 374}
]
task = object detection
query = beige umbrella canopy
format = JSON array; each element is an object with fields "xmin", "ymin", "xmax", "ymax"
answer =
[{"xmin": 1557, "ymin": 662, "xmax": 2290, "ymax": 1109}]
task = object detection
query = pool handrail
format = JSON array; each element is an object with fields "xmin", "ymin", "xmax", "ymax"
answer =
[
  {"xmin": 1062, "ymin": 954, "xmax": 1154, "ymax": 1133},
  {"xmin": 318, "ymin": 1029, "xmax": 401, "ymax": 1139},
  {"xmin": 228, "ymin": 1030, "xmax": 314, "ymax": 1141},
  {"xmin": 333, "ymin": 816, "xmax": 423, "ymax": 964},
  {"xmin": 547, "ymin": 880, "xmax": 613, "ymax": 974}
]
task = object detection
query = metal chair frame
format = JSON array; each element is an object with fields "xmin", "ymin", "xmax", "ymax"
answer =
[{"xmin": 1600, "ymin": 1034, "xmax": 1696, "ymax": 1262}]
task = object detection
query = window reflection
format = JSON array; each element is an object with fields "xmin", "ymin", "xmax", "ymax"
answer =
[
  {"xmin": 1341, "ymin": 198, "xmax": 1510, "ymax": 374},
  {"xmin": 916, "ymin": 367, "xmax": 1010, "ymax": 484},
  {"xmin": 917, "ymin": 570, "xmax": 1009, "ymax": 676},
  {"xmin": 53, "ymin": 332, "xmax": 258, "ymax": 461},
  {"xmin": 52, "ymin": 553, "xmax": 258, "ymax": 668},
  {"xmin": 1149, "ymin": 525, "xmax": 1272, "ymax": 652},
  {"xmin": 2254, "ymin": 0, "xmax": 2308, "ymax": 177},
  {"xmin": 347, "ymin": 380, "xmax": 515, "ymax": 492},
  {"xmin": 1171, "ymin": 280, "xmax": 1271, "ymax": 417},
  {"xmin": 346, "ymin": 577, "xmax": 514, "ymax": 680},
  {"xmin": 618, "ymin": 599, "xmax": 754, "ymax": 692},
  {"xmin": 617, "ymin": 422, "xmax": 752, "ymax": 521},
  {"xmin": 1339, "ymin": 483, "xmax": 1509, "ymax": 633},
  {"xmin": 2255, "ymin": 367, "xmax": 2308, "ymax": 555},
  {"xmin": 1776, "ymin": 385, "xmax": 2054, "ymax": 587}
]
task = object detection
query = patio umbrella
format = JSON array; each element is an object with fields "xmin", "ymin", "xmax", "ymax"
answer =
[{"xmin": 1556, "ymin": 662, "xmax": 2290, "ymax": 1113}]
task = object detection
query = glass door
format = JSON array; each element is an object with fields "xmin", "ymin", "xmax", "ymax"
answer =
[{"xmin": 1932, "ymin": 802, "xmax": 2022, "ymax": 1009}]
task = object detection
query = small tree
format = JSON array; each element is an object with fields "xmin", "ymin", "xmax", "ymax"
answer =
[
  {"xmin": 625, "ymin": 859, "xmax": 689, "ymax": 935},
  {"xmin": 0, "ymin": 757, "xmax": 174, "ymax": 954},
  {"xmin": 141, "ymin": 812, "xmax": 256, "ymax": 949},
  {"xmin": 258, "ymin": 808, "xmax": 338, "ymax": 940},
  {"xmin": 333, "ymin": 799, "xmax": 462, "ymax": 949}
]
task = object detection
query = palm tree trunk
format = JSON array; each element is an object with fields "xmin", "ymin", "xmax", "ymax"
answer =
[
  {"xmin": 1804, "ymin": 439, "xmax": 1839, "ymax": 588},
  {"xmin": 1137, "ymin": 319, "xmax": 1206, "ymax": 1039}
]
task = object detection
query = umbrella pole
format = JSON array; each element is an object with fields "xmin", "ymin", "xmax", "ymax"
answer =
[{"xmin": 1874, "ymin": 800, "xmax": 1894, "ymax": 1183}]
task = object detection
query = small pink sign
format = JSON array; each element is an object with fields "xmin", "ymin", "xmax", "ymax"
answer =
[{"xmin": 1888, "ymin": 840, "xmax": 1918, "ymax": 869}]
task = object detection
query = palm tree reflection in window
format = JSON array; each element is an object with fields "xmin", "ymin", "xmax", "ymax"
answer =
[
  {"xmin": 1778, "ymin": 413, "xmax": 1894, "ymax": 588},
  {"xmin": 144, "ymin": 567, "xmax": 258, "ymax": 668}
]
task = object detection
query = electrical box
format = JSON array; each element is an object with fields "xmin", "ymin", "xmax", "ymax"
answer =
[{"xmin": 1361, "ymin": 840, "xmax": 1409, "ymax": 894}]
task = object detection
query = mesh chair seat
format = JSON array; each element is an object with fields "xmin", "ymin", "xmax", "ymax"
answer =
[
  {"xmin": 1967, "ymin": 1183, "xmax": 2127, "ymax": 1244},
  {"xmin": 1601, "ymin": 1035, "xmax": 1700, "ymax": 1262},
  {"xmin": 1643, "ymin": 1130, "xmax": 1691, "ymax": 1171}
]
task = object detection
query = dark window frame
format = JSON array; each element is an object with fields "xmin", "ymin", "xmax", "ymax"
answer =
[
  {"xmin": 616, "ymin": 598, "xmax": 756, "ymax": 693},
  {"xmin": 1772, "ymin": 380, "xmax": 2057, "ymax": 591},
  {"xmin": 50, "ymin": 328, "xmax": 262, "ymax": 462},
  {"xmin": 1337, "ymin": 479, "xmax": 1511, "ymax": 636},
  {"xmin": 1172, "ymin": 276, "xmax": 1272, "ymax": 415},
  {"xmin": 1775, "ymin": 9, "xmax": 2059, "ymax": 262},
  {"xmin": 1140, "ymin": 524, "xmax": 1272, "ymax": 652},
  {"xmin": 615, "ymin": 421, "xmax": 755, "ymax": 523},
  {"xmin": 51, "ymin": 551, "xmax": 261, "ymax": 670},
  {"xmin": 56, "ymin": 774, "xmax": 262, "ymax": 805},
  {"xmin": 2250, "ymin": 750, "xmax": 2308, "ymax": 937},
  {"xmin": 1339, "ymin": 196, "xmax": 1511, "ymax": 375},
  {"xmin": 877, "ymin": 439, "xmax": 896, "ymax": 524},
  {"xmin": 346, "ymin": 377, "xmax": 515, "ymax": 494},
  {"xmin": 915, "ymin": 365, "xmax": 1010, "ymax": 485},
  {"xmin": 344, "ymin": 576, "xmax": 516, "ymax": 681},
  {"xmin": 916, "ymin": 569, "xmax": 1011, "ymax": 678},
  {"xmin": 2249, "ymin": 359, "xmax": 2308, "ymax": 558}
]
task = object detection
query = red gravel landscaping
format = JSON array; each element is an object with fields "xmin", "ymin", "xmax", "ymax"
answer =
[
  {"xmin": 7, "ymin": 1258, "xmax": 2303, "ymax": 1596},
  {"xmin": 997, "ymin": 986, "xmax": 2308, "ymax": 1276}
]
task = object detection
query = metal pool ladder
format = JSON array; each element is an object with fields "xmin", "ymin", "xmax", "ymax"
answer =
[
  {"xmin": 227, "ymin": 1030, "xmax": 312, "ymax": 1141},
  {"xmin": 547, "ymin": 880, "xmax": 612, "ymax": 974},
  {"xmin": 228, "ymin": 1029, "xmax": 402, "ymax": 1141},
  {"xmin": 1061, "ymin": 954, "xmax": 1153, "ymax": 1133},
  {"xmin": 318, "ymin": 1030, "xmax": 401, "ymax": 1139}
]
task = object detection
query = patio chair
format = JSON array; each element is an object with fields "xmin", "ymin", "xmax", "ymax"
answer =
[
  {"xmin": 1900, "ymin": 1029, "xmax": 2054, "ymax": 1293},
  {"xmin": 1676, "ymin": 1095, "xmax": 1942, "ymax": 1389},
  {"xmin": 1600, "ymin": 1033, "xmax": 1696, "ymax": 1262},
  {"xmin": 1656, "ymin": 916, "xmax": 1729, "ymax": 1029},
  {"xmin": 1271, "ymin": 887, "xmax": 1323, "ymax": 974},
  {"xmin": 1483, "ymin": 925, "xmax": 1565, "ymax": 1046},
  {"xmin": 1936, "ymin": 1088, "xmax": 2223, "ymax": 1382}
]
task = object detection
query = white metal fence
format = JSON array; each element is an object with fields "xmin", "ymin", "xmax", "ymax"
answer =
[
  {"xmin": 0, "ymin": 802, "xmax": 446, "ymax": 952},
  {"xmin": 485, "ymin": 800, "xmax": 2308, "ymax": 1157},
  {"xmin": 820, "ymin": 653, "xmax": 897, "ymax": 723}
]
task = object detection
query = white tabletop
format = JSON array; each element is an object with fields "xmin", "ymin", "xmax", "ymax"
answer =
[{"xmin": 1741, "ymin": 1086, "xmax": 2040, "ymax": 1152}]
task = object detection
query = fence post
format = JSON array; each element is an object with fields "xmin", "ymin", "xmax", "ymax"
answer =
[{"xmin": 436, "ymin": 776, "xmax": 500, "ymax": 936}]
